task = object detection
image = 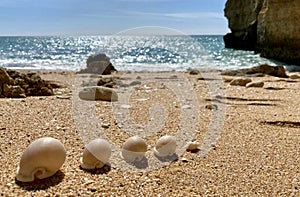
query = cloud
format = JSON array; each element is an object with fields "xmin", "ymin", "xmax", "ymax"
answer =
[
  {"xmin": 163, "ymin": 12, "xmax": 224, "ymax": 19},
  {"xmin": 119, "ymin": 10, "xmax": 224, "ymax": 20}
]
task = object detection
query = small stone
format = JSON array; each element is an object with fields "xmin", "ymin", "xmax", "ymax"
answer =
[
  {"xmin": 229, "ymin": 77, "xmax": 252, "ymax": 86},
  {"xmin": 79, "ymin": 86, "xmax": 118, "ymax": 101},
  {"xmin": 181, "ymin": 105, "xmax": 192, "ymax": 109},
  {"xmin": 186, "ymin": 141, "xmax": 200, "ymax": 152},
  {"xmin": 119, "ymin": 104, "xmax": 131, "ymax": 109},
  {"xmin": 97, "ymin": 77, "xmax": 116, "ymax": 87},
  {"xmin": 101, "ymin": 123, "xmax": 110, "ymax": 129},
  {"xmin": 56, "ymin": 95, "xmax": 71, "ymax": 99},
  {"xmin": 129, "ymin": 81, "xmax": 142, "ymax": 86},
  {"xmin": 188, "ymin": 69, "xmax": 200, "ymax": 75},
  {"xmin": 135, "ymin": 98, "xmax": 149, "ymax": 101},
  {"xmin": 246, "ymin": 81, "xmax": 264, "ymax": 88},
  {"xmin": 223, "ymin": 77, "xmax": 234, "ymax": 83},
  {"xmin": 205, "ymin": 104, "xmax": 218, "ymax": 110},
  {"xmin": 181, "ymin": 157, "xmax": 188, "ymax": 163},
  {"xmin": 289, "ymin": 74, "xmax": 300, "ymax": 79}
]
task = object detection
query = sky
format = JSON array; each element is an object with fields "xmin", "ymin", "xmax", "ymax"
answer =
[{"xmin": 0, "ymin": 0, "xmax": 229, "ymax": 36}]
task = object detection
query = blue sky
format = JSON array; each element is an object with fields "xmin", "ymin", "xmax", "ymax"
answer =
[{"xmin": 0, "ymin": 0, "xmax": 229, "ymax": 36}]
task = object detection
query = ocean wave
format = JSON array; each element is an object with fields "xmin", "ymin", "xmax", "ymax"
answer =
[{"xmin": 0, "ymin": 35, "xmax": 288, "ymax": 71}]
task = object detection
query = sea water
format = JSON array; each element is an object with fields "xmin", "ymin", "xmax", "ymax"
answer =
[{"xmin": 0, "ymin": 35, "xmax": 292, "ymax": 72}]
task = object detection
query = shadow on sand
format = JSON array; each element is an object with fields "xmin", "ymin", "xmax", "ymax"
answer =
[{"xmin": 15, "ymin": 170, "xmax": 65, "ymax": 191}]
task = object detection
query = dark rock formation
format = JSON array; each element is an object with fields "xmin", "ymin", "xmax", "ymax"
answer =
[
  {"xmin": 97, "ymin": 77, "xmax": 116, "ymax": 88},
  {"xmin": 224, "ymin": 0, "xmax": 264, "ymax": 51},
  {"xmin": 221, "ymin": 64, "xmax": 288, "ymax": 78},
  {"xmin": 224, "ymin": 0, "xmax": 300, "ymax": 65},
  {"xmin": 0, "ymin": 68, "xmax": 54, "ymax": 98},
  {"xmin": 78, "ymin": 54, "xmax": 117, "ymax": 75}
]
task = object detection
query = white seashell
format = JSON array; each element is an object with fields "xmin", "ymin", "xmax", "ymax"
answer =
[
  {"xmin": 181, "ymin": 157, "xmax": 188, "ymax": 163},
  {"xmin": 154, "ymin": 135, "xmax": 176, "ymax": 157},
  {"xmin": 186, "ymin": 141, "xmax": 200, "ymax": 151},
  {"xmin": 80, "ymin": 139, "xmax": 112, "ymax": 170},
  {"xmin": 121, "ymin": 136, "xmax": 147, "ymax": 163},
  {"xmin": 16, "ymin": 137, "xmax": 66, "ymax": 182}
]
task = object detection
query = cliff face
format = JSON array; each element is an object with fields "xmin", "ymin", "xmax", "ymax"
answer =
[
  {"xmin": 224, "ymin": 0, "xmax": 264, "ymax": 50},
  {"xmin": 224, "ymin": 0, "xmax": 300, "ymax": 65}
]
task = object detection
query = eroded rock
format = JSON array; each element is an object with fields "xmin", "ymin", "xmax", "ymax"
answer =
[
  {"xmin": 0, "ymin": 68, "xmax": 54, "ymax": 98},
  {"xmin": 246, "ymin": 81, "xmax": 264, "ymax": 88},
  {"xmin": 79, "ymin": 86, "xmax": 118, "ymax": 101},
  {"xmin": 78, "ymin": 54, "xmax": 117, "ymax": 75},
  {"xmin": 222, "ymin": 64, "xmax": 288, "ymax": 78},
  {"xmin": 230, "ymin": 77, "xmax": 252, "ymax": 86}
]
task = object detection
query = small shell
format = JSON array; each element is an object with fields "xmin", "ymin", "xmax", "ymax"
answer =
[
  {"xmin": 186, "ymin": 141, "xmax": 200, "ymax": 151},
  {"xmin": 154, "ymin": 135, "xmax": 176, "ymax": 157},
  {"xmin": 80, "ymin": 139, "xmax": 112, "ymax": 170},
  {"xmin": 121, "ymin": 136, "xmax": 147, "ymax": 163},
  {"xmin": 16, "ymin": 137, "xmax": 66, "ymax": 182}
]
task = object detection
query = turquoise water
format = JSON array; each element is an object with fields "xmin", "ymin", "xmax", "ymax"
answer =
[{"xmin": 0, "ymin": 35, "xmax": 285, "ymax": 71}]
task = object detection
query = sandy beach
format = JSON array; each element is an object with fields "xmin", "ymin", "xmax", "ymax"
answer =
[{"xmin": 0, "ymin": 70, "xmax": 299, "ymax": 196}]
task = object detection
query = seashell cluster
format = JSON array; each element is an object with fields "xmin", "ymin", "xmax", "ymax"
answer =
[
  {"xmin": 154, "ymin": 135, "xmax": 177, "ymax": 157},
  {"xmin": 80, "ymin": 139, "xmax": 112, "ymax": 170},
  {"xmin": 16, "ymin": 134, "xmax": 181, "ymax": 182},
  {"xmin": 16, "ymin": 137, "xmax": 66, "ymax": 182},
  {"xmin": 121, "ymin": 136, "xmax": 147, "ymax": 163}
]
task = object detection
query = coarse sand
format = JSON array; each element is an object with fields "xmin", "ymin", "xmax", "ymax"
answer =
[{"xmin": 0, "ymin": 70, "xmax": 299, "ymax": 196}]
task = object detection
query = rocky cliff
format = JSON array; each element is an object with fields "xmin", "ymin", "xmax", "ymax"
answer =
[{"xmin": 224, "ymin": 0, "xmax": 300, "ymax": 65}]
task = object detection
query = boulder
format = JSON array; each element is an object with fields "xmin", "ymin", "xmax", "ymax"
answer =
[
  {"xmin": 86, "ymin": 53, "xmax": 110, "ymax": 66},
  {"xmin": 221, "ymin": 64, "xmax": 288, "ymax": 78},
  {"xmin": 78, "ymin": 54, "xmax": 117, "ymax": 75},
  {"xmin": 0, "ymin": 68, "xmax": 54, "ymax": 98},
  {"xmin": 0, "ymin": 68, "xmax": 14, "ymax": 85},
  {"xmin": 245, "ymin": 64, "xmax": 287, "ymax": 78},
  {"xmin": 3, "ymin": 84, "xmax": 26, "ymax": 98},
  {"xmin": 230, "ymin": 77, "xmax": 252, "ymax": 86},
  {"xmin": 246, "ymin": 81, "xmax": 264, "ymax": 88},
  {"xmin": 79, "ymin": 86, "xmax": 118, "ymax": 101}
]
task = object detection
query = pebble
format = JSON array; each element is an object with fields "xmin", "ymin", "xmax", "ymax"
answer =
[
  {"xmin": 135, "ymin": 98, "xmax": 149, "ymax": 101},
  {"xmin": 101, "ymin": 123, "xmax": 110, "ymax": 129},
  {"xmin": 129, "ymin": 81, "xmax": 142, "ymax": 86},
  {"xmin": 79, "ymin": 86, "xmax": 118, "ymax": 101},
  {"xmin": 229, "ymin": 77, "xmax": 252, "ymax": 86},
  {"xmin": 188, "ymin": 69, "xmax": 200, "ymax": 75},
  {"xmin": 119, "ymin": 104, "xmax": 131, "ymax": 109},
  {"xmin": 186, "ymin": 141, "xmax": 200, "ymax": 151},
  {"xmin": 181, "ymin": 157, "xmax": 188, "ymax": 163},
  {"xmin": 181, "ymin": 105, "xmax": 192, "ymax": 109},
  {"xmin": 246, "ymin": 81, "xmax": 264, "ymax": 88},
  {"xmin": 56, "ymin": 95, "xmax": 71, "ymax": 99},
  {"xmin": 205, "ymin": 104, "xmax": 218, "ymax": 110},
  {"xmin": 289, "ymin": 74, "xmax": 300, "ymax": 79}
]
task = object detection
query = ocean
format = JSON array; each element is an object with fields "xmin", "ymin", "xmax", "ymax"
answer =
[{"xmin": 0, "ymin": 35, "xmax": 294, "ymax": 72}]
